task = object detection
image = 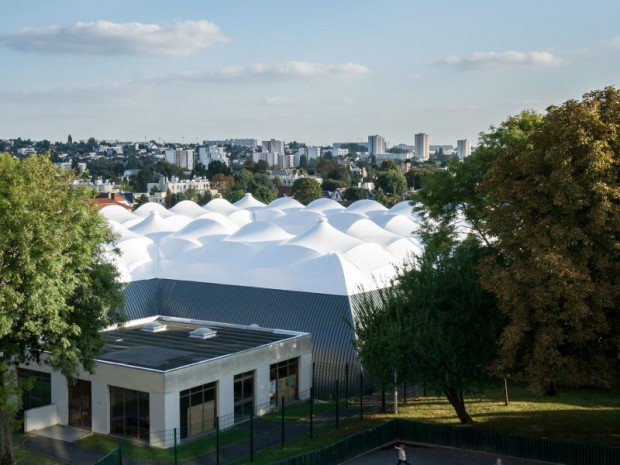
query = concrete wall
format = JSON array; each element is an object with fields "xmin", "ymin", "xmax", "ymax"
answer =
[
  {"xmin": 24, "ymin": 404, "xmax": 58, "ymax": 432},
  {"xmin": 19, "ymin": 331, "xmax": 312, "ymax": 448},
  {"xmin": 91, "ymin": 381, "xmax": 110, "ymax": 435}
]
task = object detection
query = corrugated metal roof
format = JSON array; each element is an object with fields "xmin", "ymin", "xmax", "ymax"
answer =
[{"xmin": 123, "ymin": 279, "xmax": 365, "ymax": 388}]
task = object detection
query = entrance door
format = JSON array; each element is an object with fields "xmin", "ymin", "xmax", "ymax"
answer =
[{"xmin": 69, "ymin": 380, "xmax": 92, "ymax": 429}]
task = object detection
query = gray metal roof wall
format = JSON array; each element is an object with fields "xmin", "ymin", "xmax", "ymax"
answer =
[{"xmin": 122, "ymin": 279, "xmax": 363, "ymax": 390}]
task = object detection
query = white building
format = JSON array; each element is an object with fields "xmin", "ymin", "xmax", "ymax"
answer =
[
  {"xmin": 165, "ymin": 149, "xmax": 195, "ymax": 171},
  {"xmin": 368, "ymin": 135, "xmax": 386, "ymax": 156},
  {"xmin": 198, "ymin": 146, "xmax": 230, "ymax": 167},
  {"xmin": 252, "ymin": 151, "xmax": 278, "ymax": 167},
  {"xmin": 147, "ymin": 176, "xmax": 212, "ymax": 204},
  {"xmin": 20, "ymin": 316, "xmax": 312, "ymax": 448},
  {"xmin": 261, "ymin": 139, "xmax": 285, "ymax": 154},
  {"xmin": 457, "ymin": 139, "xmax": 472, "ymax": 160},
  {"xmin": 294, "ymin": 146, "xmax": 321, "ymax": 166},
  {"xmin": 414, "ymin": 133, "xmax": 429, "ymax": 161}
]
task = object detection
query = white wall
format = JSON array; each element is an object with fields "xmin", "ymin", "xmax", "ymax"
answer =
[
  {"xmin": 149, "ymin": 391, "xmax": 180, "ymax": 448},
  {"xmin": 51, "ymin": 373, "xmax": 68, "ymax": 425},
  {"xmin": 91, "ymin": 381, "xmax": 110, "ymax": 435},
  {"xmin": 24, "ymin": 404, "xmax": 58, "ymax": 432},
  {"xmin": 217, "ymin": 375, "xmax": 235, "ymax": 429}
]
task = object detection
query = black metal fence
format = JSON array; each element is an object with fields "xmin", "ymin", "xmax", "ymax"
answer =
[
  {"xmin": 271, "ymin": 419, "xmax": 620, "ymax": 465},
  {"xmin": 92, "ymin": 446, "xmax": 122, "ymax": 465}
]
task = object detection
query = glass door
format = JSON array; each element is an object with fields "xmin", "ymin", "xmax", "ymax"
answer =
[{"xmin": 69, "ymin": 380, "xmax": 92, "ymax": 429}]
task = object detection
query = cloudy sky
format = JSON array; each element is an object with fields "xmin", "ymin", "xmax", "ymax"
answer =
[{"xmin": 1, "ymin": 0, "xmax": 619, "ymax": 146}]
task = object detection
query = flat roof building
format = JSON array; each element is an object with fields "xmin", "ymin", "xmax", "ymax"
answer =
[{"xmin": 21, "ymin": 317, "xmax": 312, "ymax": 448}]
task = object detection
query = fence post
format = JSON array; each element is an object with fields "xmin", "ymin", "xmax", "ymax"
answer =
[
  {"xmin": 381, "ymin": 382, "xmax": 386, "ymax": 413},
  {"xmin": 345, "ymin": 362, "xmax": 349, "ymax": 408},
  {"xmin": 250, "ymin": 410, "xmax": 254, "ymax": 462},
  {"xmin": 118, "ymin": 444, "xmax": 122, "ymax": 465},
  {"xmin": 310, "ymin": 386, "xmax": 314, "ymax": 440},
  {"xmin": 336, "ymin": 379, "xmax": 340, "ymax": 429},
  {"xmin": 216, "ymin": 416, "xmax": 220, "ymax": 465},
  {"xmin": 173, "ymin": 427, "xmax": 178, "ymax": 465},
  {"xmin": 281, "ymin": 396, "xmax": 285, "ymax": 448},
  {"xmin": 359, "ymin": 371, "xmax": 363, "ymax": 421}
]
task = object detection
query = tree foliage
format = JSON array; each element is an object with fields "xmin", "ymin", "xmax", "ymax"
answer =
[
  {"xmin": 375, "ymin": 170, "xmax": 407, "ymax": 196},
  {"xmin": 292, "ymin": 178, "xmax": 322, "ymax": 205},
  {"xmin": 480, "ymin": 88, "xmax": 620, "ymax": 391},
  {"xmin": 0, "ymin": 154, "xmax": 125, "ymax": 464},
  {"xmin": 354, "ymin": 236, "xmax": 502, "ymax": 423}
]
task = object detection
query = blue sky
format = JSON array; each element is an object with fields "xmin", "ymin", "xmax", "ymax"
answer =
[{"xmin": 1, "ymin": 0, "xmax": 619, "ymax": 146}]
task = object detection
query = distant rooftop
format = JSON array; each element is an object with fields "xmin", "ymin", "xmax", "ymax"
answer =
[{"xmin": 98, "ymin": 317, "xmax": 306, "ymax": 372}]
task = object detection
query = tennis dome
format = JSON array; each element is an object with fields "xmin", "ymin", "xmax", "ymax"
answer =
[{"xmin": 102, "ymin": 198, "xmax": 423, "ymax": 388}]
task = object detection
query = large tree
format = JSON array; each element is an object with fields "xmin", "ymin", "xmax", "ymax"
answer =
[
  {"xmin": 0, "ymin": 154, "xmax": 125, "ymax": 465},
  {"xmin": 292, "ymin": 178, "xmax": 322, "ymax": 205},
  {"xmin": 480, "ymin": 88, "xmax": 620, "ymax": 392},
  {"xmin": 355, "ymin": 235, "xmax": 502, "ymax": 423}
]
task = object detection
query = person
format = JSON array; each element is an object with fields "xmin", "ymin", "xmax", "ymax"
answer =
[
  {"xmin": 496, "ymin": 459, "xmax": 503, "ymax": 465},
  {"xmin": 394, "ymin": 444, "xmax": 411, "ymax": 465}
]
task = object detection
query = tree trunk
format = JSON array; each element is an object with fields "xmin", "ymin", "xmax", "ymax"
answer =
[
  {"xmin": 443, "ymin": 387, "xmax": 474, "ymax": 424},
  {"xmin": 503, "ymin": 378, "xmax": 509, "ymax": 406},
  {"xmin": 0, "ymin": 409, "xmax": 17, "ymax": 465},
  {"xmin": 545, "ymin": 380, "xmax": 558, "ymax": 396}
]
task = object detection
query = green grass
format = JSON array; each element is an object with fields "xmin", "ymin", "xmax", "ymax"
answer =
[
  {"xmin": 66, "ymin": 385, "xmax": 620, "ymax": 464},
  {"xmin": 385, "ymin": 383, "xmax": 620, "ymax": 446},
  {"xmin": 261, "ymin": 399, "xmax": 336, "ymax": 422},
  {"xmin": 76, "ymin": 426, "xmax": 248, "ymax": 461},
  {"xmin": 229, "ymin": 418, "xmax": 387, "ymax": 465}
]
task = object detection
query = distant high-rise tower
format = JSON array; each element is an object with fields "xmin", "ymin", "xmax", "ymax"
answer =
[
  {"xmin": 368, "ymin": 135, "xmax": 386, "ymax": 156},
  {"xmin": 415, "ymin": 133, "xmax": 429, "ymax": 160},
  {"xmin": 457, "ymin": 139, "xmax": 471, "ymax": 160}
]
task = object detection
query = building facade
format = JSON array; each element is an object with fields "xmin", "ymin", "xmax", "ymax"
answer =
[
  {"xmin": 414, "ymin": 133, "xmax": 429, "ymax": 161},
  {"xmin": 457, "ymin": 139, "xmax": 472, "ymax": 159},
  {"xmin": 368, "ymin": 135, "xmax": 386, "ymax": 156},
  {"xmin": 20, "ymin": 317, "xmax": 312, "ymax": 448}
]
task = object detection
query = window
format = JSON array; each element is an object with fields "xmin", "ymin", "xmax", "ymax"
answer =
[
  {"xmin": 179, "ymin": 382, "xmax": 216, "ymax": 439},
  {"xmin": 18, "ymin": 369, "xmax": 51, "ymax": 410},
  {"xmin": 109, "ymin": 386, "xmax": 149, "ymax": 440},
  {"xmin": 269, "ymin": 358, "xmax": 298, "ymax": 406},
  {"xmin": 234, "ymin": 371, "xmax": 254, "ymax": 422}
]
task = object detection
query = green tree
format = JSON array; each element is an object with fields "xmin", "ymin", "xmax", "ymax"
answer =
[
  {"xmin": 133, "ymin": 194, "xmax": 149, "ymax": 210},
  {"xmin": 206, "ymin": 160, "xmax": 231, "ymax": 179},
  {"xmin": 225, "ymin": 189, "xmax": 245, "ymax": 203},
  {"xmin": 480, "ymin": 88, "xmax": 620, "ymax": 392},
  {"xmin": 375, "ymin": 170, "xmax": 407, "ymax": 196},
  {"xmin": 233, "ymin": 169, "xmax": 254, "ymax": 192},
  {"xmin": 321, "ymin": 179, "xmax": 348, "ymax": 192},
  {"xmin": 413, "ymin": 110, "xmax": 542, "ymax": 243},
  {"xmin": 354, "ymin": 235, "xmax": 502, "ymax": 424},
  {"xmin": 344, "ymin": 186, "xmax": 366, "ymax": 201},
  {"xmin": 292, "ymin": 178, "xmax": 322, "ymax": 205},
  {"xmin": 0, "ymin": 154, "xmax": 125, "ymax": 464}
]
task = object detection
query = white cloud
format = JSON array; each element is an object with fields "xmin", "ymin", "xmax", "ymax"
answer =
[
  {"xmin": 436, "ymin": 50, "xmax": 566, "ymax": 69},
  {"xmin": 261, "ymin": 96, "xmax": 297, "ymax": 106},
  {"xmin": 610, "ymin": 37, "xmax": 620, "ymax": 48},
  {"xmin": 165, "ymin": 61, "xmax": 369, "ymax": 81},
  {"xmin": 0, "ymin": 20, "xmax": 228, "ymax": 56}
]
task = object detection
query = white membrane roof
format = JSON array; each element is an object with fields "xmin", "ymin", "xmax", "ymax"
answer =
[{"xmin": 102, "ymin": 197, "xmax": 423, "ymax": 295}]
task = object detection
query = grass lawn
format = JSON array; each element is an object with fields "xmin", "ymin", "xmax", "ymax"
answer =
[
  {"xmin": 76, "ymin": 426, "xmax": 248, "ymax": 462},
  {"xmin": 386, "ymin": 383, "xmax": 620, "ymax": 446},
  {"xmin": 70, "ymin": 383, "xmax": 620, "ymax": 464}
]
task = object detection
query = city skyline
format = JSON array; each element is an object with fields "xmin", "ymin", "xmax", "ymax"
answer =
[{"xmin": 1, "ymin": 0, "xmax": 619, "ymax": 145}]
